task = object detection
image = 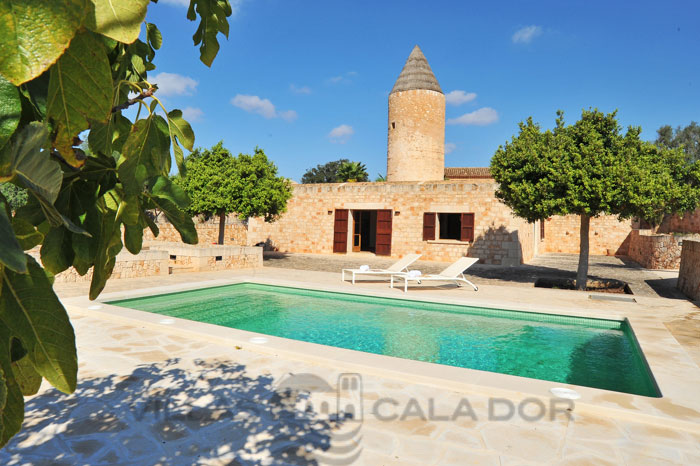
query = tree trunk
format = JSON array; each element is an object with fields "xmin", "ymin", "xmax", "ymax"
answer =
[
  {"xmin": 576, "ymin": 214, "xmax": 590, "ymax": 290},
  {"xmin": 218, "ymin": 212, "xmax": 226, "ymax": 245}
]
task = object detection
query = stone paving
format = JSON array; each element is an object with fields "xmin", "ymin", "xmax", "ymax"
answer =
[
  {"xmin": 263, "ymin": 252, "xmax": 685, "ymax": 299},
  {"xmin": 3, "ymin": 260, "xmax": 699, "ymax": 465}
]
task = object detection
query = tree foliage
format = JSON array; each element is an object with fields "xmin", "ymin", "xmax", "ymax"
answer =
[
  {"xmin": 175, "ymin": 142, "xmax": 292, "ymax": 242},
  {"xmin": 301, "ymin": 158, "xmax": 349, "ymax": 183},
  {"xmin": 337, "ymin": 161, "xmax": 369, "ymax": 182},
  {"xmin": 491, "ymin": 109, "xmax": 698, "ymax": 289},
  {"xmin": 0, "ymin": 183, "xmax": 27, "ymax": 212},
  {"xmin": 0, "ymin": 0, "xmax": 233, "ymax": 447},
  {"xmin": 656, "ymin": 121, "xmax": 700, "ymax": 162}
]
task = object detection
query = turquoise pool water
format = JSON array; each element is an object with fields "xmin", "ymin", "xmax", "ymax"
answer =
[{"xmin": 109, "ymin": 283, "xmax": 660, "ymax": 397}]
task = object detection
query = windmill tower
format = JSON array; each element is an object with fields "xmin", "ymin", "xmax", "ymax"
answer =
[{"xmin": 386, "ymin": 45, "xmax": 445, "ymax": 182}]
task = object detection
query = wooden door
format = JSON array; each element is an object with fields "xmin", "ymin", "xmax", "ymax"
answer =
[
  {"xmin": 352, "ymin": 210, "xmax": 361, "ymax": 252},
  {"xmin": 375, "ymin": 210, "xmax": 392, "ymax": 256},
  {"xmin": 461, "ymin": 213, "xmax": 475, "ymax": 242},
  {"xmin": 333, "ymin": 209, "xmax": 349, "ymax": 253}
]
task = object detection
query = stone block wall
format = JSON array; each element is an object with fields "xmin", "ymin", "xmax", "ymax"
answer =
[
  {"xmin": 678, "ymin": 240, "xmax": 700, "ymax": 301},
  {"xmin": 144, "ymin": 242, "xmax": 262, "ymax": 272},
  {"xmin": 541, "ymin": 215, "xmax": 633, "ymax": 256},
  {"xmin": 30, "ymin": 249, "xmax": 170, "ymax": 283},
  {"xmin": 627, "ymin": 230, "xmax": 690, "ymax": 269},
  {"xmin": 247, "ymin": 180, "xmax": 536, "ymax": 265},
  {"xmin": 144, "ymin": 215, "xmax": 247, "ymax": 246},
  {"xmin": 659, "ymin": 208, "xmax": 700, "ymax": 234}
]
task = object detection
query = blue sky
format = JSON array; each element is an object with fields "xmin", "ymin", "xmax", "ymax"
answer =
[{"xmin": 145, "ymin": 0, "xmax": 700, "ymax": 182}]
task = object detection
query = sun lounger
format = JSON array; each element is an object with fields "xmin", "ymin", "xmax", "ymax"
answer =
[
  {"xmin": 390, "ymin": 256, "xmax": 479, "ymax": 292},
  {"xmin": 342, "ymin": 254, "xmax": 421, "ymax": 284}
]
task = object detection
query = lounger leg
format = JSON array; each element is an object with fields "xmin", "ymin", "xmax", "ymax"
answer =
[
  {"xmin": 342, "ymin": 270, "xmax": 345, "ymax": 282},
  {"xmin": 461, "ymin": 274, "xmax": 478, "ymax": 291},
  {"xmin": 352, "ymin": 272, "xmax": 356, "ymax": 285},
  {"xmin": 404, "ymin": 278, "xmax": 408, "ymax": 293},
  {"xmin": 390, "ymin": 275, "xmax": 394, "ymax": 289}
]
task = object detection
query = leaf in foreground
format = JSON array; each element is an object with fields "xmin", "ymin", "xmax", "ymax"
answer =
[
  {"xmin": 47, "ymin": 30, "xmax": 113, "ymax": 167},
  {"xmin": 85, "ymin": 0, "xmax": 150, "ymax": 44},
  {"xmin": 0, "ymin": 0, "xmax": 87, "ymax": 85},
  {"xmin": 0, "ymin": 255, "xmax": 77, "ymax": 394}
]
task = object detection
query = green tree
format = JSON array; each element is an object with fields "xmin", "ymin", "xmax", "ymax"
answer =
[
  {"xmin": 656, "ymin": 122, "xmax": 700, "ymax": 162},
  {"xmin": 0, "ymin": 0, "xmax": 233, "ymax": 447},
  {"xmin": 0, "ymin": 183, "xmax": 27, "ymax": 211},
  {"xmin": 337, "ymin": 161, "xmax": 369, "ymax": 182},
  {"xmin": 176, "ymin": 142, "xmax": 293, "ymax": 244},
  {"xmin": 301, "ymin": 158, "xmax": 349, "ymax": 183},
  {"xmin": 491, "ymin": 109, "xmax": 696, "ymax": 290},
  {"xmin": 375, "ymin": 173, "xmax": 386, "ymax": 182}
]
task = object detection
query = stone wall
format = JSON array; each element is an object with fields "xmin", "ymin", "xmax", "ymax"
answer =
[
  {"xmin": 659, "ymin": 208, "xmax": 700, "ymax": 234},
  {"xmin": 144, "ymin": 215, "xmax": 248, "ymax": 246},
  {"xmin": 678, "ymin": 240, "xmax": 700, "ymax": 301},
  {"xmin": 34, "ymin": 249, "xmax": 170, "ymax": 283},
  {"xmin": 145, "ymin": 242, "xmax": 262, "ymax": 272},
  {"xmin": 248, "ymin": 180, "xmax": 536, "ymax": 265},
  {"xmin": 627, "ymin": 230, "xmax": 690, "ymax": 270},
  {"xmin": 541, "ymin": 215, "xmax": 633, "ymax": 256}
]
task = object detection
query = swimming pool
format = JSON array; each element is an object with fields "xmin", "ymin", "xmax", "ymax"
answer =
[{"xmin": 109, "ymin": 283, "xmax": 660, "ymax": 397}]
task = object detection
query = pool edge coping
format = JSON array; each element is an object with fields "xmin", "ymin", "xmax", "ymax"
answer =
[{"xmin": 61, "ymin": 275, "xmax": 700, "ymax": 434}]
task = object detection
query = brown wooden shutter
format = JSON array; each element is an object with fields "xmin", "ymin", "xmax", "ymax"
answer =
[
  {"xmin": 333, "ymin": 209, "xmax": 349, "ymax": 253},
  {"xmin": 461, "ymin": 213, "xmax": 475, "ymax": 242},
  {"xmin": 375, "ymin": 210, "xmax": 393, "ymax": 256},
  {"xmin": 423, "ymin": 212, "xmax": 436, "ymax": 241}
]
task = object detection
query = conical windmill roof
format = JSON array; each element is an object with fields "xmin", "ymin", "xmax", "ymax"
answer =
[{"xmin": 390, "ymin": 45, "xmax": 443, "ymax": 94}]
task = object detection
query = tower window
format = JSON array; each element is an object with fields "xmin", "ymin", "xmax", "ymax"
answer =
[{"xmin": 391, "ymin": 122, "xmax": 396, "ymax": 129}]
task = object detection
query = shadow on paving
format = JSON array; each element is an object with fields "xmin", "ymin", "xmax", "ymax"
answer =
[{"xmin": 1, "ymin": 359, "xmax": 357, "ymax": 466}]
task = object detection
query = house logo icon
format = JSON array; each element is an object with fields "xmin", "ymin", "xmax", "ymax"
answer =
[{"xmin": 274, "ymin": 372, "xmax": 363, "ymax": 464}]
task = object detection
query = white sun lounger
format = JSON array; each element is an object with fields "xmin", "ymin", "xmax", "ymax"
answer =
[
  {"xmin": 342, "ymin": 254, "xmax": 421, "ymax": 284},
  {"xmin": 390, "ymin": 256, "xmax": 479, "ymax": 292}
]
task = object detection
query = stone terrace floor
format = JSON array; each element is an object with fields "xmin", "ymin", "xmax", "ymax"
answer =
[
  {"xmin": 3, "ymin": 260, "xmax": 699, "ymax": 465},
  {"xmin": 263, "ymin": 252, "xmax": 684, "ymax": 299}
]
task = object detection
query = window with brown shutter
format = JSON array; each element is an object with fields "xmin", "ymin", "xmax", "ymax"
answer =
[
  {"xmin": 423, "ymin": 212, "xmax": 436, "ymax": 241},
  {"xmin": 460, "ymin": 213, "xmax": 475, "ymax": 242}
]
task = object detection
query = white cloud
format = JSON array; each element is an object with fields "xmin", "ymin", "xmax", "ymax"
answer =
[
  {"xmin": 290, "ymin": 84, "xmax": 312, "ymax": 95},
  {"xmin": 444, "ymin": 142, "xmax": 457, "ymax": 154},
  {"xmin": 181, "ymin": 107, "xmax": 204, "ymax": 122},
  {"xmin": 151, "ymin": 72, "xmax": 198, "ymax": 97},
  {"xmin": 328, "ymin": 124, "xmax": 354, "ymax": 144},
  {"xmin": 327, "ymin": 71, "xmax": 357, "ymax": 85},
  {"xmin": 512, "ymin": 25, "xmax": 542, "ymax": 44},
  {"xmin": 231, "ymin": 94, "xmax": 297, "ymax": 121},
  {"xmin": 447, "ymin": 107, "xmax": 499, "ymax": 126},
  {"xmin": 278, "ymin": 110, "xmax": 298, "ymax": 122},
  {"xmin": 445, "ymin": 90, "xmax": 477, "ymax": 106}
]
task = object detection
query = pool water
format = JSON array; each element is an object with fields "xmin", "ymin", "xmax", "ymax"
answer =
[{"xmin": 109, "ymin": 283, "xmax": 660, "ymax": 397}]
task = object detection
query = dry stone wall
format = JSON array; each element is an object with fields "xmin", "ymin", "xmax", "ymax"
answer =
[
  {"xmin": 627, "ymin": 230, "xmax": 694, "ymax": 270},
  {"xmin": 678, "ymin": 240, "xmax": 700, "ymax": 301},
  {"xmin": 248, "ymin": 180, "xmax": 536, "ymax": 265},
  {"xmin": 29, "ymin": 249, "xmax": 170, "ymax": 283}
]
